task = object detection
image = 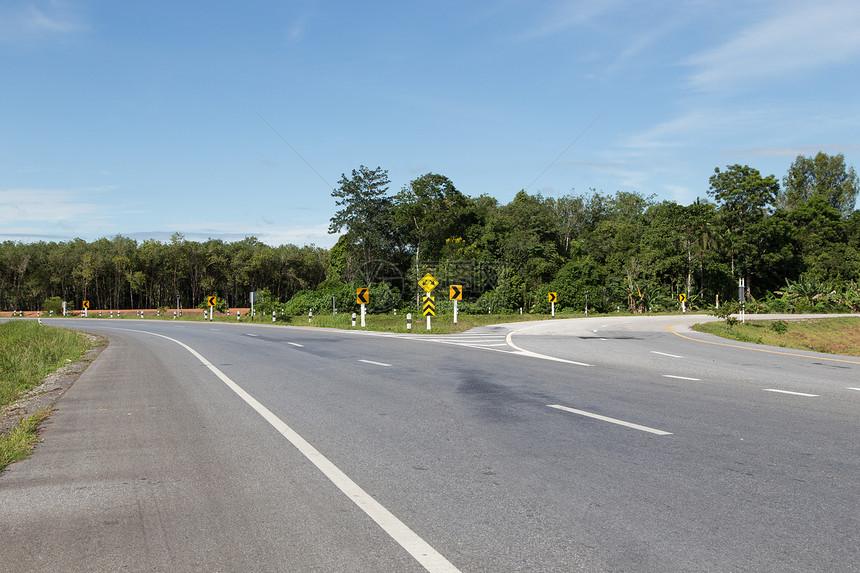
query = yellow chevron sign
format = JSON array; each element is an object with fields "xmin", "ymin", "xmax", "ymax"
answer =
[
  {"xmin": 449, "ymin": 285, "xmax": 462, "ymax": 301},
  {"xmin": 356, "ymin": 287, "xmax": 369, "ymax": 304},
  {"xmin": 422, "ymin": 295, "xmax": 435, "ymax": 316},
  {"xmin": 548, "ymin": 292, "xmax": 558, "ymax": 303},
  {"xmin": 207, "ymin": 296, "xmax": 217, "ymax": 307}
]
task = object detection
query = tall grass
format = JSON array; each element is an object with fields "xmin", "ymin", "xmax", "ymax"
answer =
[
  {"xmin": 0, "ymin": 408, "xmax": 52, "ymax": 471},
  {"xmin": 0, "ymin": 321, "xmax": 92, "ymax": 408}
]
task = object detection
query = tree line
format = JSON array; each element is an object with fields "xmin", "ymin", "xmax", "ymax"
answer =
[
  {"xmin": 2, "ymin": 151, "xmax": 859, "ymax": 315},
  {"xmin": 0, "ymin": 235, "xmax": 327, "ymax": 312}
]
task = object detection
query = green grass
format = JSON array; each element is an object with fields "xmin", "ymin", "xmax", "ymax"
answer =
[
  {"xmin": 0, "ymin": 408, "xmax": 51, "ymax": 472},
  {"xmin": 693, "ymin": 317, "xmax": 860, "ymax": 356},
  {"xmin": 172, "ymin": 309, "xmax": 595, "ymax": 334},
  {"xmin": 0, "ymin": 321, "xmax": 93, "ymax": 408}
]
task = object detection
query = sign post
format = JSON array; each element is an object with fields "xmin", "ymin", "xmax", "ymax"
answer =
[
  {"xmin": 356, "ymin": 288, "xmax": 369, "ymax": 327},
  {"xmin": 739, "ymin": 278, "xmax": 746, "ymax": 323},
  {"xmin": 207, "ymin": 295, "xmax": 216, "ymax": 321},
  {"xmin": 548, "ymin": 292, "xmax": 558, "ymax": 317},
  {"xmin": 419, "ymin": 273, "xmax": 439, "ymax": 330},
  {"xmin": 82, "ymin": 300, "xmax": 89, "ymax": 318},
  {"xmin": 449, "ymin": 285, "xmax": 462, "ymax": 324},
  {"xmin": 679, "ymin": 293, "xmax": 687, "ymax": 314}
]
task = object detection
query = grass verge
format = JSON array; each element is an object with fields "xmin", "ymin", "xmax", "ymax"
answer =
[
  {"xmin": 117, "ymin": 309, "xmax": 636, "ymax": 333},
  {"xmin": 0, "ymin": 408, "xmax": 52, "ymax": 472},
  {"xmin": 693, "ymin": 317, "xmax": 860, "ymax": 356},
  {"xmin": 1, "ymin": 321, "xmax": 93, "ymax": 408},
  {"xmin": 1, "ymin": 320, "xmax": 96, "ymax": 474}
]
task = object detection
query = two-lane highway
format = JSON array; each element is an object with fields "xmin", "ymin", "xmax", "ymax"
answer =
[{"xmin": 2, "ymin": 315, "xmax": 858, "ymax": 571}]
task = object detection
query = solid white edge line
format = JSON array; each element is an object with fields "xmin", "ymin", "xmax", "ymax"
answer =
[
  {"xmin": 662, "ymin": 374, "xmax": 701, "ymax": 381},
  {"xmin": 764, "ymin": 389, "xmax": 819, "ymax": 397},
  {"xmin": 130, "ymin": 329, "xmax": 459, "ymax": 573},
  {"xmin": 505, "ymin": 331, "xmax": 590, "ymax": 366},
  {"xmin": 287, "ymin": 342, "xmax": 304, "ymax": 347},
  {"xmin": 848, "ymin": 387, "xmax": 860, "ymax": 392},
  {"xmin": 548, "ymin": 404, "xmax": 672, "ymax": 435},
  {"xmin": 359, "ymin": 359, "xmax": 391, "ymax": 367}
]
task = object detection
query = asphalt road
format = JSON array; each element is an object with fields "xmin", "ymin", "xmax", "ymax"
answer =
[{"xmin": 1, "ymin": 314, "xmax": 858, "ymax": 572}]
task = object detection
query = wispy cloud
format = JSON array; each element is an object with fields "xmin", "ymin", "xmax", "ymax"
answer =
[
  {"xmin": 285, "ymin": 15, "xmax": 308, "ymax": 43},
  {"xmin": 0, "ymin": 1, "xmax": 86, "ymax": 43},
  {"xmin": 684, "ymin": 0, "xmax": 860, "ymax": 92},
  {"xmin": 724, "ymin": 144, "xmax": 860, "ymax": 158},
  {"xmin": 518, "ymin": 0, "xmax": 624, "ymax": 41},
  {"xmin": 127, "ymin": 222, "xmax": 335, "ymax": 248},
  {"xmin": 0, "ymin": 187, "xmax": 116, "ymax": 223}
]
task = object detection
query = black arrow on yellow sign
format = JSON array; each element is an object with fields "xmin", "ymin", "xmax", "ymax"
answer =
[
  {"xmin": 548, "ymin": 292, "xmax": 558, "ymax": 303},
  {"xmin": 449, "ymin": 285, "xmax": 462, "ymax": 301},
  {"xmin": 356, "ymin": 288, "xmax": 369, "ymax": 304},
  {"xmin": 422, "ymin": 295, "xmax": 435, "ymax": 316}
]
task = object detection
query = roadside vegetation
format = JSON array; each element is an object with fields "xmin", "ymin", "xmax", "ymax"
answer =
[
  {"xmin": 2, "ymin": 152, "xmax": 859, "ymax": 322},
  {"xmin": 0, "ymin": 321, "xmax": 94, "ymax": 472},
  {"xmin": 693, "ymin": 317, "xmax": 860, "ymax": 356},
  {"xmin": 182, "ymin": 308, "xmax": 586, "ymax": 334}
]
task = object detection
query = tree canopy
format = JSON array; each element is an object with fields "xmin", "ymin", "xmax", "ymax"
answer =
[{"xmin": 4, "ymin": 151, "xmax": 860, "ymax": 315}]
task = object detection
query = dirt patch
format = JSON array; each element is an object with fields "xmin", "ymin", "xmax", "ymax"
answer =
[{"xmin": 0, "ymin": 334, "xmax": 107, "ymax": 436}]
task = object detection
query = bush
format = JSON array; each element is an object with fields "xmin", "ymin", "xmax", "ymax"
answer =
[{"xmin": 42, "ymin": 296, "xmax": 65, "ymax": 315}]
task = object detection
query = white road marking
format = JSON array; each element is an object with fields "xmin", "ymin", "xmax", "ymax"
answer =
[
  {"xmin": 547, "ymin": 404, "xmax": 672, "ymax": 436},
  {"xmin": 129, "ymin": 329, "xmax": 460, "ymax": 573},
  {"xmin": 848, "ymin": 387, "xmax": 860, "ymax": 392},
  {"xmin": 764, "ymin": 389, "xmax": 818, "ymax": 397},
  {"xmin": 662, "ymin": 374, "xmax": 700, "ymax": 381},
  {"xmin": 287, "ymin": 342, "xmax": 304, "ymax": 347},
  {"xmin": 245, "ymin": 333, "xmax": 258, "ymax": 337},
  {"xmin": 359, "ymin": 359, "xmax": 391, "ymax": 367},
  {"xmin": 505, "ymin": 332, "xmax": 590, "ymax": 366},
  {"xmin": 651, "ymin": 351, "xmax": 682, "ymax": 358}
]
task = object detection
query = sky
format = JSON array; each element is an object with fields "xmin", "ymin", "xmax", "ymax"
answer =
[{"xmin": 2, "ymin": 0, "xmax": 859, "ymax": 248}]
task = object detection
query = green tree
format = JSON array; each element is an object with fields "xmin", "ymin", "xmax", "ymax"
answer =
[
  {"xmin": 394, "ymin": 173, "xmax": 469, "ymax": 268},
  {"xmin": 708, "ymin": 164, "xmax": 779, "ymax": 295},
  {"xmin": 329, "ymin": 165, "xmax": 396, "ymax": 284},
  {"xmin": 778, "ymin": 152, "xmax": 859, "ymax": 217}
]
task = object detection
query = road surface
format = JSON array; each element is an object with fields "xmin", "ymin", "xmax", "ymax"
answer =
[{"xmin": 1, "ymin": 314, "xmax": 858, "ymax": 572}]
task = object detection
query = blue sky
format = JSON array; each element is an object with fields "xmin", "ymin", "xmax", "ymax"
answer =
[{"xmin": 2, "ymin": 0, "xmax": 859, "ymax": 248}]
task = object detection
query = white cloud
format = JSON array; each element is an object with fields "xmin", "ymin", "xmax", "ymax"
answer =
[
  {"xmin": 684, "ymin": 1, "xmax": 860, "ymax": 92},
  {"xmin": 0, "ymin": 187, "xmax": 114, "ymax": 223},
  {"xmin": 725, "ymin": 144, "xmax": 860, "ymax": 158},
  {"xmin": 518, "ymin": 0, "xmax": 624, "ymax": 40},
  {"xmin": 171, "ymin": 221, "xmax": 335, "ymax": 248},
  {"xmin": 0, "ymin": 1, "xmax": 85, "ymax": 43}
]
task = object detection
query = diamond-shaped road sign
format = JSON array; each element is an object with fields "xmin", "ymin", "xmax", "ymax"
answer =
[
  {"xmin": 356, "ymin": 287, "xmax": 369, "ymax": 305},
  {"xmin": 422, "ymin": 295, "xmax": 435, "ymax": 316},
  {"xmin": 548, "ymin": 292, "xmax": 558, "ymax": 303},
  {"xmin": 419, "ymin": 273, "xmax": 439, "ymax": 293},
  {"xmin": 449, "ymin": 285, "xmax": 462, "ymax": 301}
]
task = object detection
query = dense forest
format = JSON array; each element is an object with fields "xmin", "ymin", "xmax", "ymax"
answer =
[{"xmin": 3, "ymin": 152, "xmax": 860, "ymax": 315}]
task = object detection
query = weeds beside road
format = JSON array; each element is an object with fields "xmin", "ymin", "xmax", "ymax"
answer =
[
  {"xmin": 0, "ymin": 321, "xmax": 100, "ymax": 473},
  {"xmin": 693, "ymin": 317, "xmax": 860, "ymax": 357}
]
